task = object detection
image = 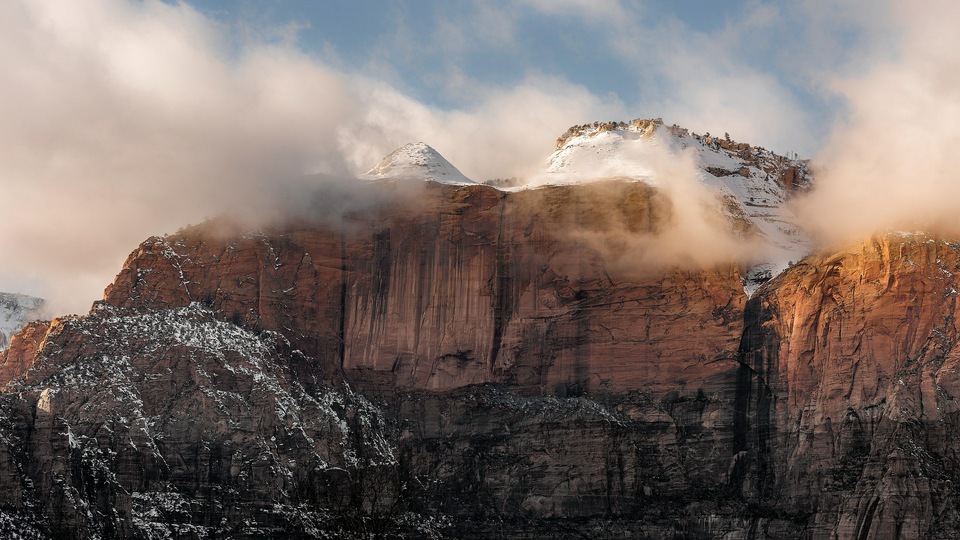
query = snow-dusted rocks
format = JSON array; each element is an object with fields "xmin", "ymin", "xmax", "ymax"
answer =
[
  {"xmin": 361, "ymin": 142, "xmax": 475, "ymax": 185},
  {"xmin": 0, "ymin": 301, "xmax": 398, "ymax": 538},
  {"xmin": 0, "ymin": 292, "xmax": 45, "ymax": 350},
  {"xmin": 532, "ymin": 119, "xmax": 813, "ymax": 294}
]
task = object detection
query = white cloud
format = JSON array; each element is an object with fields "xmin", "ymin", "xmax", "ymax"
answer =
[
  {"xmin": 518, "ymin": 0, "xmax": 631, "ymax": 23},
  {"xmin": 339, "ymin": 74, "xmax": 627, "ymax": 181},
  {"xmin": 795, "ymin": 0, "xmax": 960, "ymax": 243}
]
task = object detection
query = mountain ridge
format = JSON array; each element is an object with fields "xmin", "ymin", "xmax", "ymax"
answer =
[
  {"xmin": 362, "ymin": 118, "xmax": 812, "ymax": 296},
  {"xmin": 2, "ymin": 184, "xmax": 958, "ymax": 537}
]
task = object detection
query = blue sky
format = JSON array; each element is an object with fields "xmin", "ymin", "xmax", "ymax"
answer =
[{"xmin": 185, "ymin": 0, "xmax": 882, "ymax": 156}]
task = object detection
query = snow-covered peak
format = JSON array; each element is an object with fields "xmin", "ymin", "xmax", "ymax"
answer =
[
  {"xmin": 362, "ymin": 142, "xmax": 475, "ymax": 185},
  {"xmin": 529, "ymin": 118, "xmax": 814, "ymax": 295},
  {"xmin": 0, "ymin": 292, "xmax": 46, "ymax": 349}
]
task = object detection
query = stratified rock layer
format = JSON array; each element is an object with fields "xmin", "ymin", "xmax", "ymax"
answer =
[{"xmin": 2, "ymin": 183, "xmax": 960, "ymax": 538}]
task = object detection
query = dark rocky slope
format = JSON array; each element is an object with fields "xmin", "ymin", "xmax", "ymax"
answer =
[{"xmin": 0, "ymin": 182, "xmax": 958, "ymax": 538}]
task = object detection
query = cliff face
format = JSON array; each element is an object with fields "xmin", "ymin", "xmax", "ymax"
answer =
[
  {"xmin": 102, "ymin": 182, "xmax": 746, "ymax": 398},
  {"xmin": 0, "ymin": 303, "xmax": 399, "ymax": 538},
  {"xmin": 2, "ymin": 182, "xmax": 960, "ymax": 538},
  {"xmin": 745, "ymin": 234, "xmax": 960, "ymax": 538}
]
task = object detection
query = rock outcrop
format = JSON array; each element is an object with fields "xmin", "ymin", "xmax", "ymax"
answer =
[
  {"xmin": 102, "ymin": 182, "xmax": 747, "ymax": 397},
  {"xmin": 2, "ymin": 181, "xmax": 960, "ymax": 538}
]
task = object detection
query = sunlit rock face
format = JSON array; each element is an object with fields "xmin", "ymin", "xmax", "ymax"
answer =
[
  {"xmin": 4, "ymin": 178, "xmax": 960, "ymax": 537},
  {"xmin": 743, "ymin": 233, "xmax": 960, "ymax": 539},
  {"xmin": 101, "ymin": 182, "xmax": 748, "ymax": 397}
]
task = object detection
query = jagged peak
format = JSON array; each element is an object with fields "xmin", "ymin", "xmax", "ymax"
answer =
[
  {"xmin": 536, "ymin": 118, "xmax": 815, "ymax": 295},
  {"xmin": 545, "ymin": 118, "xmax": 812, "ymax": 196},
  {"xmin": 362, "ymin": 142, "xmax": 475, "ymax": 185}
]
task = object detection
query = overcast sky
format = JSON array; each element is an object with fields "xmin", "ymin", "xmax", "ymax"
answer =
[{"xmin": 3, "ymin": 0, "xmax": 955, "ymax": 315}]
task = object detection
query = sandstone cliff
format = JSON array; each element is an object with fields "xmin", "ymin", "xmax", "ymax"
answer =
[
  {"xmin": 742, "ymin": 234, "xmax": 960, "ymax": 538},
  {"xmin": 1, "ymin": 182, "xmax": 958, "ymax": 538},
  {"xmin": 102, "ymin": 182, "xmax": 747, "ymax": 398}
]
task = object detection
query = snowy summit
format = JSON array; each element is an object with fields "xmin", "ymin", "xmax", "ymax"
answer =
[
  {"xmin": 360, "ymin": 120, "xmax": 813, "ymax": 296},
  {"xmin": 526, "ymin": 119, "xmax": 814, "ymax": 294},
  {"xmin": 362, "ymin": 142, "xmax": 475, "ymax": 185}
]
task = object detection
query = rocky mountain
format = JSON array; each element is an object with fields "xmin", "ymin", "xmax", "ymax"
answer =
[
  {"xmin": 0, "ymin": 293, "xmax": 45, "ymax": 350},
  {"xmin": 0, "ymin": 122, "xmax": 954, "ymax": 539},
  {"xmin": 536, "ymin": 119, "xmax": 812, "ymax": 294}
]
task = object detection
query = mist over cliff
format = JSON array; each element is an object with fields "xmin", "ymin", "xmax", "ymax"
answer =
[
  {"xmin": 0, "ymin": 0, "xmax": 625, "ymax": 314},
  {"xmin": 796, "ymin": 2, "xmax": 960, "ymax": 245}
]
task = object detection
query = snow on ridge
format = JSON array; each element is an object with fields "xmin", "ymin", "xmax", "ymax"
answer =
[
  {"xmin": 520, "ymin": 118, "xmax": 815, "ymax": 295},
  {"xmin": 528, "ymin": 119, "xmax": 664, "ymax": 188},
  {"xmin": 362, "ymin": 142, "xmax": 476, "ymax": 185},
  {"xmin": 357, "ymin": 120, "xmax": 812, "ymax": 294},
  {"xmin": 16, "ymin": 301, "xmax": 397, "ymax": 475}
]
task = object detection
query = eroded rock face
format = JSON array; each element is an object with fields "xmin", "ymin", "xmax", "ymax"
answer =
[
  {"xmin": 0, "ymin": 303, "xmax": 400, "ymax": 538},
  {"xmin": 102, "ymin": 182, "xmax": 747, "ymax": 398},
  {"xmin": 0, "ymin": 182, "xmax": 755, "ymax": 537},
  {"xmin": 4, "ymin": 182, "xmax": 960, "ymax": 538},
  {"xmin": 741, "ymin": 234, "xmax": 960, "ymax": 539}
]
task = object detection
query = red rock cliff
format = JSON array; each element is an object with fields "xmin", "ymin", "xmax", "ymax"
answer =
[
  {"xmin": 102, "ymin": 182, "xmax": 747, "ymax": 397},
  {"xmin": 739, "ymin": 234, "xmax": 960, "ymax": 538},
  {"xmin": 5, "ymin": 182, "xmax": 960, "ymax": 538}
]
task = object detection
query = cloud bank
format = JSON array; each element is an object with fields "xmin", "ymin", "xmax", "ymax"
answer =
[{"xmin": 795, "ymin": 1, "xmax": 960, "ymax": 244}]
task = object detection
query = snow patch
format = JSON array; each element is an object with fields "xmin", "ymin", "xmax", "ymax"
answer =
[{"xmin": 524, "ymin": 120, "xmax": 813, "ymax": 294}]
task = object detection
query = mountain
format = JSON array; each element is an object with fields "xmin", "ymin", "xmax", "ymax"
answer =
[
  {"xmin": 366, "ymin": 121, "xmax": 811, "ymax": 295},
  {"xmin": 0, "ymin": 293, "xmax": 45, "ymax": 350},
  {"xmin": 361, "ymin": 141, "xmax": 476, "ymax": 185},
  {"xmin": 0, "ymin": 122, "xmax": 955, "ymax": 538},
  {"xmin": 535, "ymin": 119, "xmax": 812, "ymax": 294}
]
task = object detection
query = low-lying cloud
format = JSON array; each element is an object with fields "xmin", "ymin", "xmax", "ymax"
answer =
[
  {"xmin": 795, "ymin": 1, "xmax": 960, "ymax": 244},
  {"xmin": 563, "ymin": 148, "xmax": 764, "ymax": 275}
]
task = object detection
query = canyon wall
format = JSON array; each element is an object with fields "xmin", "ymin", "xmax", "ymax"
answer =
[{"xmin": 1, "ymin": 183, "xmax": 959, "ymax": 538}]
